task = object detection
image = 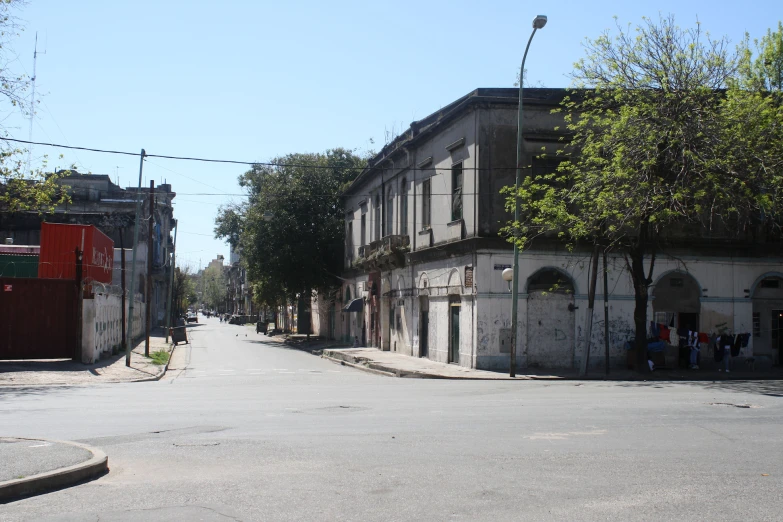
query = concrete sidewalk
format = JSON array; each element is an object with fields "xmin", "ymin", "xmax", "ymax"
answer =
[
  {"xmin": 0, "ymin": 437, "xmax": 108, "ymax": 503},
  {"xmin": 322, "ymin": 347, "xmax": 783, "ymax": 381},
  {"xmin": 0, "ymin": 328, "xmax": 177, "ymax": 387}
]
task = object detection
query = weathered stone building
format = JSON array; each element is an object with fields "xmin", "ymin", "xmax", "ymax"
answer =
[
  {"xmin": 337, "ymin": 88, "xmax": 783, "ymax": 371},
  {"xmin": 0, "ymin": 171, "xmax": 176, "ymax": 327}
]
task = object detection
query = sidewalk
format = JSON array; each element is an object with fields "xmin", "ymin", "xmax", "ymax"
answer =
[
  {"xmin": 0, "ymin": 328, "xmax": 176, "ymax": 387},
  {"xmin": 0, "ymin": 437, "xmax": 108, "ymax": 503},
  {"xmin": 321, "ymin": 347, "xmax": 783, "ymax": 381}
]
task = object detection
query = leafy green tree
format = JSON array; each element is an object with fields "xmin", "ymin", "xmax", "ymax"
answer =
[
  {"xmin": 215, "ymin": 148, "xmax": 367, "ymax": 308},
  {"xmin": 739, "ymin": 21, "xmax": 783, "ymax": 92},
  {"xmin": 203, "ymin": 264, "xmax": 227, "ymax": 311},
  {"xmin": 503, "ymin": 15, "xmax": 783, "ymax": 372},
  {"xmin": 172, "ymin": 266, "xmax": 196, "ymax": 320}
]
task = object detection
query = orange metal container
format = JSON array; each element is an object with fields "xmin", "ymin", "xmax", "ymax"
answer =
[{"xmin": 38, "ymin": 223, "xmax": 114, "ymax": 284}]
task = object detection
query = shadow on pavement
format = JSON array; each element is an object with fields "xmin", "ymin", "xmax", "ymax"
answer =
[
  {"xmin": 0, "ymin": 385, "xmax": 93, "ymax": 399},
  {"xmin": 0, "ymin": 328, "xmax": 170, "ymax": 375},
  {"xmin": 615, "ymin": 379, "xmax": 783, "ymax": 397},
  {"xmin": 243, "ymin": 335, "xmax": 344, "ymax": 355}
]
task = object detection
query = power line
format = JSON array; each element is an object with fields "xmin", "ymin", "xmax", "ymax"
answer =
[{"xmin": 1, "ymin": 137, "xmax": 531, "ymax": 172}]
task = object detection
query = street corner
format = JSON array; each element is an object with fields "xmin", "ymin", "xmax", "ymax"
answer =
[{"xmin": 0, "ymin": 438, "xmax": 108, "ymax": 504}]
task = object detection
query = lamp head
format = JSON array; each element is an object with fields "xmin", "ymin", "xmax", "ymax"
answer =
[
  {"xmin": 533, "ymin": 15, "xmax": 547, "ymax": 29},
  {"xmin": 501, "ymin": 268, "xmax": 514, "ymax": 282}
]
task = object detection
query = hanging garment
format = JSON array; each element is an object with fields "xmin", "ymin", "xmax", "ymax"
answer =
[
  {"xmin": 669, "ymin": 315, "xmax": 676, "ymax": 327},
  {"xmin": 650, "ymin": 322, "xmax": 660, "ymax": 337},
  {"xmin": 731, "ymin": 335, "xmax": 742, "ymax": 357},
  {"xmin": 677, "ymin": 327, "xmax": 688, "ymax": 339},
  {"xmin": 698, "ymin": 332, "xmax": 709, "ymax": 344},
  {"xmin": 714, "ymin": 340, "xmax": 724, "ymax": 362},
  {"xmin": 740, "ymin": 333, "xmax": 750, "ymax": 348},
  {"xmin": 659, "ymin": 326, "xmax": 671, "ymax": 342}
]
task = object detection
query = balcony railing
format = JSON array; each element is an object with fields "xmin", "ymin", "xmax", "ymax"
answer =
[{"xmin": 353, "ymin": 235, "xmax": 410, "ymax": 271}]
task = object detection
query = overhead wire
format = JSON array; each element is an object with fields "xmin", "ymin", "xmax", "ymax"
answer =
[{"xmin": 0, "ymin": 137, "xmax": 528, "ymax": 172}]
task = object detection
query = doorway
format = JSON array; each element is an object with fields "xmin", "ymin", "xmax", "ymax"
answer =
[
  {"xmin": 773, "ymin": 310, "xmax": 783, "ymax": 364},
  {"xmin": 449, "ymin": 298, "xmax": 461, "ymax": 364},
  {"xmin": 419, "ymin": 296, "xmax": 429, "ymax": 358}
]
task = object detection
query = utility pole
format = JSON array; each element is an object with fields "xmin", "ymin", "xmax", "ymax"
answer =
[
  {"xmin": 165, "ymin": 220, "xmax": 178, "ymax": 343},
  {"xmin": 603, "ymin": 248, "xmax": 610, "ymax": 375},
  {"xmin": 74, "ymin": 247, "xmax": 83, "ymax": 362},
  {"xmin": 121, "ymin": 246, "xmax": 126, "ymax": 352},
  {"xmin": 580, "ymin": 244, "xmax": 600, "ymax": 376},
  {"xmin": 145, "ymin": 180, "xmax": 154, "ymax": 356},
  {"xmin": 509, "ymin": 15, "xmax": 548, "ymax": 378},
  {"xmin": 126, "ymin": 149, "xmax": 146, "ymax": 367}
]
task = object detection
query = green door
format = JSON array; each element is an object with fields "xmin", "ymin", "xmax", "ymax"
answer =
[{"xmin": 449, "ymin": 302, "xmax": 460, "ymax": 363}]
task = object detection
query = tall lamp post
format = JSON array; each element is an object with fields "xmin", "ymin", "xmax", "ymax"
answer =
[{"xmin": 509, "ymin": 15, "xmax": 547, "ymax": 378}]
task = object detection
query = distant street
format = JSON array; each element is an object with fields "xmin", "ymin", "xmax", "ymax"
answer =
[{"xmin": 3, "ymin": 315, "xmax": 783, "ymax": 521}]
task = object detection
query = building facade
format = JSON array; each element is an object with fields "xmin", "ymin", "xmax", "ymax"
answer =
[
  {"xmin": 1, "ymin": 172, "xmax": 176, "ymax": 328},
  {"xmin": 339, "ymin": 88, "xmax": 783, "ymax": 371}
]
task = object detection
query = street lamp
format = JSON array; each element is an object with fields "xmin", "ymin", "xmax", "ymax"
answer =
[
  {"xmin": 509, "ymin": 14, "xmax": 547, "ymax": 378},
  {"xmin": 502, "ymin": 268, "xmax": 513, "ymax": 291}
]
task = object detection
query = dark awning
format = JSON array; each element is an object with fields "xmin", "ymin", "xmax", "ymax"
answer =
[{"xmin": 343, "ymin": 298, "xmax": 363, "ymax": 313}]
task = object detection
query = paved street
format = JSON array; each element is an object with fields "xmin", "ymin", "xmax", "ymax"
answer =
[{"xmin": 3, "ymin": 316, "xmax": 783, "ymax": 521}]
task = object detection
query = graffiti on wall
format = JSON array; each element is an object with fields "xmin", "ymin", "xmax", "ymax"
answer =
[{"xmin": 84, "ymin": 293, "xmax": 146, "ymax": 363}]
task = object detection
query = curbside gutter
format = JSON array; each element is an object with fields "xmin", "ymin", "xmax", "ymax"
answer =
[
  {"xmin": 0, "ymin": 439, "xmax": 108, "ymax": 503},
  {"xmin": 321, "ymin": 349, "xmax": 529, "ymax": 380},
  {"xmin": 129, "ymin": 342, "xmax": 177, "ymax": 383},
  {"xmin": 321, "ymin": 353, "xmax": 399, "ymax": 378}
]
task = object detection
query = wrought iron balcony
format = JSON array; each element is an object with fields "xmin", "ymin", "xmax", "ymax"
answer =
[{"xmin": 353, "ymin": 235, "xmax": 410, "ymax": 271}]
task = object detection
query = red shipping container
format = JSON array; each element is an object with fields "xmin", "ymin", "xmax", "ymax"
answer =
[{"xmin": 38, "ymin": 223, "xmax": 114, "ymax": 284}]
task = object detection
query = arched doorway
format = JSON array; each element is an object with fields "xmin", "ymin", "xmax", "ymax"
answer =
[
  {"xmin": 652, "ymin": 271, "xmax": 701, "ymax": 332},
  {"xmin": 525, "ymin": 268, "xmax": 575, "ymax": 368},
  {"xmin": 652, "ymin": 271, "xmax": 701, "ymax": 368},
  {"xmin": 751, "ymin": 274, "xmax": 783, "ymax": 364}
]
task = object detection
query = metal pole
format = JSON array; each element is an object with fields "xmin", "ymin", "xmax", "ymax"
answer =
[
  {"xmin": 145, "ymin": 180, "xmax": 154, "ymax": 356},
  {"xmin": 510, "ymin": 26, "xmax": 539, "ymax": 378},
  {"xmin": 125, "ymin": 149, "xmax": 146, "ymax": 367},
  {"xmin": 165, "ymin": 220, "xmax": 178, "ymax": 343},
  {"xmin": 603, "ymin": 247, "xmax": 610, "ymax": 375},
  {"xmin": 580, "ymin": 244, "xmax": 600, "ymax": 376},
  {"xmin": 74, "ymin": 248, "xmax": 83, "ymax": 362}
]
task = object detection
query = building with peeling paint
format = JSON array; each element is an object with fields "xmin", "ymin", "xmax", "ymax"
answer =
[{"xmin": 332, "ymin": 88, "xmax": 783, "ymax": 372}]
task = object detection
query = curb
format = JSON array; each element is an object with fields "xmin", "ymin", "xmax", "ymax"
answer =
[
  {"xmin": 321, "ymin": 354, "xmax": 398, "ymax": 378},
  {"xmin": 0, "ymin": 439, "xmax": 108, "ymax": 503},
  {"xmin": 128, "ymin": 341, "xmax": 177, "ymax": 383},
  {"xmin": 321, "ymin": 352, "xmax": 533, "ymax": 380}
]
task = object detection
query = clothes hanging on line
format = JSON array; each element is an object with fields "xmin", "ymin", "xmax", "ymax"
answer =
[{"xmin": 659, "ymin": 326, "xmax": 671, "ymax": 342}]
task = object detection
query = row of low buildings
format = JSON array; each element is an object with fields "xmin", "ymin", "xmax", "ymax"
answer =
[
  {"xmin": 199, "ymin": 249, "xmax": 254, "ymax": 317},
  {"xmin": 0, "ymin": 172, "xmax": 177, "ymax": 362},
  {"xmin": 308, "ymin": 87, "xmax": 783, "ymax": 371}
]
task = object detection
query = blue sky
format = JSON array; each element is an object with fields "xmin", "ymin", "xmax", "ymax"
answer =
[{"xmin": 5, "ymin": 0, "xmax": 780, "ymax": 269}]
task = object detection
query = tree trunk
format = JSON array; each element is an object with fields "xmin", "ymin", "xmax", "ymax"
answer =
[
  {"xmin": 631, "ymin": 262, "xmax": 650, "ymax": 374},
  {"xmin": 626, "ymin": 221, "xmax": 656, "ymax": 374}
]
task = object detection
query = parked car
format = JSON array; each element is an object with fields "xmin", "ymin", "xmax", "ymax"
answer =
[{"xmin": 187, "ymin": 312, "xmax": 198, "ymax": 323}]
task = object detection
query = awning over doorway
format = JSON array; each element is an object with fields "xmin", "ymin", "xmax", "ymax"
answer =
[{"xmin": 343, "ymin": 298, "xmax": 363, "ymax": 313}]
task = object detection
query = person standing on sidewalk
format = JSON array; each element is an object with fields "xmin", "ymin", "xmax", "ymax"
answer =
[
  {"xmin": 718, "ymin": 333, "xmax": 732, "ymax": 372},
  {"xmin": 689, "ymin": 332, "xmax": 700, "ymax": 370}
]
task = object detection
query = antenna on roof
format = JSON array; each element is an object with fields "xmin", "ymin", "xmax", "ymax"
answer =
[{"xmin": 26, "ymin": 32, "xmax": 46, "ymax": 174}]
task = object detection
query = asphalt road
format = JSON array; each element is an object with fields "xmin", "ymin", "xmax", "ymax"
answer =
[{"xmin": 3, "ymin": 315, "xmax": 783, "ymax": 521}]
